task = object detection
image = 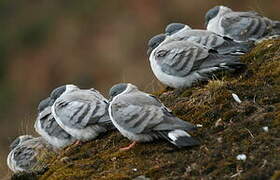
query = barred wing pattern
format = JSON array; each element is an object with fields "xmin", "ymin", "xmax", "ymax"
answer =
[
  {"xmin": 13, "ymin": 146, "xmax": 37, "ymax": 171},
  {"xmin": 10, "ymin": 137, "xmax": 45, "ymax": 172},
  {"xmin": 38, "ymin": 107, "xmax": 72, "ymax": 139},
  {"xmin": 111, "ymin": 93, "xmax": 196, "ymax": 134},
  {"xmin": 221, "ymin": 11, "xmax": 273, "ymax": 40},
  {"xmin": 173, "ymin": 30, "xmax": 225, "ymax": 48},
  {"xmin": 53, "ymin": 90, "xmax": 109, "ymax": 129},
  {"xmin": 154, "ymin": 41, "xmax": 209, "ymax": 77}
]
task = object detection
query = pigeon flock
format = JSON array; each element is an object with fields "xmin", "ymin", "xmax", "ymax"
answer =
[{"xmin": 7, "ymin": 5, "xmax": 280, "ymax": 173}]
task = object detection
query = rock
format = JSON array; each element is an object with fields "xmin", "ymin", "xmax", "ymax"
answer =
[{"xmin": 236, "ymin": 154, "xmax": 247, "ymax": 161}]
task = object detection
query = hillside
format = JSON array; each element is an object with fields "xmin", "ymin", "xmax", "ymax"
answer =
[{"xmin": 12, "ymin": 39, "xmax": 280, "ymax": 180}]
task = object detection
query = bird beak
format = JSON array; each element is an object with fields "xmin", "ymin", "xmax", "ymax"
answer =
[{"xmin": 147, "ymin": 47, "xmax": 153, "ymax": 56}]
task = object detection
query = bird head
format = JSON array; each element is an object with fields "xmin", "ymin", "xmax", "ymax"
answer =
[
  {"xmin": 165, "ymin": 23, "xmax": 191, "ymax": 35},
  {"xmin": 147, "ymin": 33, "xmax": 166, "ymax": 56},
  {"xmin": 205, "ymin": 6, "xmax": 232, "ymax": 27},
  {"xmin": 108, "ymin": 83, "xmax": 138, "ymax": 101},
  {"xmin": 37, "ymin": 97, "xmax": 52, "ymax": 113},
  {"xmin": 50, "ymin": 84, "xmax": 78, "ymax": 101}
]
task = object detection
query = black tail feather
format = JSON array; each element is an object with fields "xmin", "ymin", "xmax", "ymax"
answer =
[
  {"xmin": 174, "ymin": 136, "xmax": 200, "ymax": 148},
  {"xmin": 220, "ymin": 61, "xmax": 247, "ymax": 70},
  {"xmin": 158, "ymin": 130, "xmax": 199, "ymax": 148},
  {"xmin": 200, "ymin": 54, "xmax": 246, "ymax": 72},
  {"xmin": 232, "ymin": 41, "xmax": 255, "ymax": 54},
  {"xmin": 218, "ymin": 40, "xmax": 254, "ymax": 55}
]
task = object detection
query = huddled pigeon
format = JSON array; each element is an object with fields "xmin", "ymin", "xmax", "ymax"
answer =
[
  {"xmin": 147, "ymin": 34, "xmax": 245, "ymax": 88},
  {"xmin": 50, "ymin": 84, "xmax": 114, "ymax": 142},
  {"xmin": 7, "ymin": 135, "xmax": 49, "ymax": 173},
  {"xmin": 205, "ymin": 5, "xmax": 280, "ymax": 41},
  {"xmin": 108, "ymin": 83, "xmax": 199, "ymax": 150}
]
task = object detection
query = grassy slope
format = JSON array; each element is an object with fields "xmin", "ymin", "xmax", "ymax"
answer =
[{"xmin": 12, "ymin": 39, "xmax": 280, "ymax": 180}]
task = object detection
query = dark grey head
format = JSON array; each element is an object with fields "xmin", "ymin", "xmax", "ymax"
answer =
[
  {"xmin": 37, "ymin": 97, "xmax": 52, "ymax": 113},
  {"xmin": 205, "ymin": 6, "xmax": 220, "ymax": 27},
  {"xmin": 147, "ymin": 34, "xmax": 166, "ymax": 56},
  {"xmin": 50, "ymin": 85, "xmax": 66, "ymax": 100},
  {"xmin": 108, "ymin": 83, "xmax": 128, "ymax": 101},
  {"xmin": 165, "ymin": 23, "xmax": 186, "ymax": 35},
  {"xmin": 9, "ymin": 135, "xmax": 33, "ymax": 150}
]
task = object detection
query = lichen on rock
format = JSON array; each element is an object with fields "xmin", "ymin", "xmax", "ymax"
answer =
[{"xmin": 12, "ymin": 39, "xmax": 280, "ymax": 179}]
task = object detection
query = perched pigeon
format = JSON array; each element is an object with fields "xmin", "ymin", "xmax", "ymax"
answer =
[
  {"xmin": 50, "ymin": 84, "xmax": 114, "ymax": 142},
  {"xmin": 108, "ymin": 83, "xmax": 199, "ymax": 150},
  {"xmin": 147, "ymin": 34, "xmax": 245, "ymax": 88},
  {"xmin": 205, "ymin": 6, "xmax": 280, "ymax": 41},
  {"xmin": 165, "ymin": 23, "xmax": 254, "ymax": 55},
  {"xmin": 35, "ymin": 97, "xmax": 76, "ymax": 149},
  {"xmin": 7, "ymin": 135, "xmax": 48, "ymax": 173}
]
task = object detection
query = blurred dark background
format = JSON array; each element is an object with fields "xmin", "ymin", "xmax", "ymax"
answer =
[{"xmin": 1, "ymin": 0, "xmax": 279, "ymax": 177}]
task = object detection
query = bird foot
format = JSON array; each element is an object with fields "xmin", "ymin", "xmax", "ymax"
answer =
[
  {"xmin": 68, "ymin": 140, "xmax": 83, "ymax": 150},
  {"xmin": 74, "ymin": 140, "xmax": 83, "ymax": 146},
  {"xmin": 120, "ymin": 141, "xmax": 137, "ymax": 151}
]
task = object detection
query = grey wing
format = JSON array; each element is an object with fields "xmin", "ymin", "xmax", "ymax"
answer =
[
  {"xmin": 154, "ymin": 41, "xmax": 209, "ymax": 77},
  {"xmin": 221, "ymin": 12, "xmax": 272, "ymax": 40},
  {"xmin": 54, "ymin": 93, "xmax": 108, "ymax": 129},
  {"xmin": 13, "ymin": 146, "xmax": 37, "ymax": 171},
  {"xmin": 111, "ymin": 94, "xmax": 196, "ymax": 133},
  {"xmin": 153, "ymin": 108, "xmax": 196, "ymax": 132},
  {"xmin": 192, "ymin": 32, "xmax": 224, "ymax": 48},
  {"xmin": 38, "ymin": 107, "xmax": 72, "ymax": 139},
  {"xmin": 188, "ymin": 31, "xmax": 253, "ymax": 54},
  {"xmin": 123, "ymin": 92, "xmax": 163, "ymax": 107},
  {"xmin": 173, "ymin": 30, "xmax": 225, "ymax": 48},
  {"xmin": 38, "ymin": 107, "xmax": 52, "ymax": 120},
  {"xmin": 111, "ymin": 102, "xmax": 161, "ymax": 133},
  {"xmin": 83, "ymin": 89, "xmax": 112, "ymax": 126},
  {"xmin": 44, "ymin": 116, "xmax": 73, "ymax": 139},
  {"xmin": 173, "ymin": 29, "xmax": 253, "ymax": 54}
]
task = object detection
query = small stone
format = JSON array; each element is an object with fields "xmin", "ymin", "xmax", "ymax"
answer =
[
  {"xmin": 196, "ymin": 124, "xmax": 203, "ymax": 128},
  {"xmin": 232, "ymin": 93, "xmax": 242, "ymax": 103},
  {"xmin": 217, "ymin": 137, "xmax": 223, "ymax": 143},
  {"xmin": 185, "ymin": 166, "xmax": 192, "ymax": 173},
  {"xmin": 236, "ymin": 154, "xmax": 247, "ymax": 161},
  {"xmin": 262, "ymin": 126, "xmax": 269, "ymax": 132},
  {"xmin": 215, "ymin": 118, "xmax": 223, "ymax": 127},
  {"xmin": 60, "ymin": 157, "xmax": 70, "ymax": 163},
  {"xmin": 132, "ymin": 168, "xmax": 138, "ymax": 172}
]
